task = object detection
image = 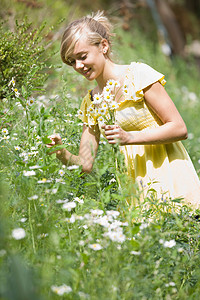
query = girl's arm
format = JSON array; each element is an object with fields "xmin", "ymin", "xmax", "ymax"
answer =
[
  {"xmin": 47, "ymin": 124, "xmax": 100, "ymax": 173},
  {"xmin": 102, "ymin": 81, "xmax": 188, "ymax": 145}
]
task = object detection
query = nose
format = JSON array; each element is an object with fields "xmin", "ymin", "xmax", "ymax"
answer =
[{"xmin": 75, "ymin": 60, "xmax": 84, "ymax": 70}]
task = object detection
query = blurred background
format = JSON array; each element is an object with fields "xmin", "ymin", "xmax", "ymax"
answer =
[{"xmin": 0, "ymin": 0, "xmax": 200, "ymax": 62}]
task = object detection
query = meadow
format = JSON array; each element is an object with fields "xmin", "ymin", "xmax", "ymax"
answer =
[{"xmin": 1, "ymin": 2, "xmax": 200, "ymax": 299}]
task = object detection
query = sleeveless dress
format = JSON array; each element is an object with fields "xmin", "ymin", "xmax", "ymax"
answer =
[{"xmin": 78, "ymin": 62, "xmax": 200, "ymax": 209}]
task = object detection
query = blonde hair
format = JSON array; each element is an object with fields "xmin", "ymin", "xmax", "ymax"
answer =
[{"xmin": 60, "ymin": 11, "xmax": 114, "ymax": 65}]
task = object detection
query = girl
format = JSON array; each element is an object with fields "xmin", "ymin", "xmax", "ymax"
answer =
[{"xmin": 47, "ymin": 11, "xmax": 200, "ymax": 209}]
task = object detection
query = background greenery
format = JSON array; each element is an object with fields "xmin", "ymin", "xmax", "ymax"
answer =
[{"xmin": 0, "ymin": 1, "xmax": 200, "ymax": 299}]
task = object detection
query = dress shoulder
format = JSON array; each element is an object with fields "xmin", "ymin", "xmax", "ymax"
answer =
[
  {"xmin": 77, "ymin": 90, "xmax": 97, "ymax": 126},
  {"xmin": 124, "ymin": 62, "xmax": 166, "ymax": 102}
]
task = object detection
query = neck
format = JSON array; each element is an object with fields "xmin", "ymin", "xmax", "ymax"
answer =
[{"xmin": 95, "ymin": 60, "xmax": 119, "ymax": 92}]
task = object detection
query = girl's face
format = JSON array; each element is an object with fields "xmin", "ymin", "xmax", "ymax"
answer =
[{"xmin": 68, "ymin": 33, "xmax": 108, "ymax": 81}]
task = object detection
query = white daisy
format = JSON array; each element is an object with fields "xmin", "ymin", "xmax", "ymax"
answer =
[
  {"xmin": 93, "ymin": 93, "xmax": 102, "ymax": 105},
  {"xmin": 2, "ymin": 128, "xmax": 9, "ymax": 135},
  {"xmin": 98, "ymin": 107, "xmax": 107, "ymax": 115},
  {"xmin": 103, "ymin": 93, "xmax": 114, "ymax": 102},
  {"xmin": 51, "ymin": 284, "xmax": 72, "ymax": 296},
  {"xmin": 87, "ymin": 104, "xmax": 95, "ymax": 114},
  {"xmin": 12, "ymin": 228, "xmax": 26, "ymax": 240},
  {"xmin": 23, "ymin": 170, "xmax": 36, "ymax": 176},
  {"xmin": 88, "ymin": 243, "xmax": 103, "ymax": 251},
  {"xmin": 106, "ymin": 79, "xmax": 115, "ymax": 88},
  {"xmin": 14, "ymin": 146, "xmax": 21, "ymax": 151},
  {"xmin": 103, "ymin": 86, "xmax": 112, "ymax": 93},
  {"xmin": 8, "ymin": 77, "xmax": 15, "ymax": 87},
  {"xmin": 77, "ymin": 109, "xmax": 83, "ymax": 117},
  {"xmin": 97, "ymin": 116, "xmax": 105, "ymax": 125},
  {"xmin": 28, "ymin": 97, "xmax": 35, "ymax": 106},
  {"xmin": 108, "ymin": 101, "xmax": 119, "ymax": 110},
  {"xmin": 59, "ymin": 169, "xmax": 65, "ymax": 176}
]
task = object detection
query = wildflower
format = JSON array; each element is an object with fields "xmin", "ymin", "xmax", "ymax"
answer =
[
  {"xmin": 74, "ymin": 197, "xmax": 84, "ymax": 204},
  {"xmin": 62, "ymin": 201, "xmax": 76, "ymax": 211},
  {"xmin": 20, "ymin": 218, "xmax": 27, "ymax": 223},
  {"xmin": 12, "ymin": 228, "xmax": 26, "ymax": 240},
  {"xmin": 2, "ymin": 135, "xmax": 10, "ymax": 140},
  {"xmin": 28, "ymin": 97, "xmax": 35, "ymax": 106},
  {"xmin": 139, "ymin": 223, "xmax": 149, "ymax": 230},
  {"xmin": 106, "ymin": 210, "xmax": 120, "ymax": 218},
  {"xmin": 88, "ymin": 243, "xmax": 103, "ymax": 251},
  {"xmin": 51, "ymin": 284, "xmax": 72, "ymax": 296},
  {"xmin": 65, "ymin": 215, "xmax": 76, "ymax": 223},
  {"xmin": 104, "ymin": 229, "xmax": 126, "ymax": 243},
  {"xmin": 77, "ymin": 109, "xmax": 84, "ymax": 118},
  {"xmin": 2, "ymin": 128, "xmax": 9, "ymax": 135},
  {"xmin": 163, "ymin": 239, "xmax": 176, "ymax": 248},
  {"xmin": 90, "ymin": 209, "xmax": 104, "ymax": 216},
  {"xmin": 15, "ymin": 91, "xmax": 20, "ymax": 98},
  {"xmin": 130, "ymin": 250, "xmax": 141, "ymax": 255},
  {"xmin": 93, "ymin": 93, "xmax": 102, "ymax": 104},
  {"xmin": 79, "ymin": 240, "xmax": 85, "ymax": 246},
  {"xmin": 58, "ymin": 169, "xmax": 65, "ymax": 176},
  {"xmin": 29, "ymin": 165, "xmax": 41, "ymax": 169},
  {"xmin": 37, "ymin": 178, "xmax": 51, "ymax": 183},
  {"xmin": 14, "ymin": 146, "xmax": 21, "ymax": 151},
  {"xmin": 87, "ymin": 104, "xmax": 95, "ymax": 114},
  {"xmin": 23, "ymin": 170, "xmax": 36, "ymax": 176},
  {"xmin": 67, "ymin": 165, "xmax": 79, "ymax": 170},
  {"xmin": 28, "ymin": 195, "xmax": 38, "ymax": 200},
  {"xmin": 8, "ymin": 77, "xmax": 15, "ymax": 87},
  {"xmin": 12, "ymin": 87, "xmax": 20, "ymax": 97}
]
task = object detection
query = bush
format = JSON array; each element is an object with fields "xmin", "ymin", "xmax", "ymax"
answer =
[{"xmin": 0, "ymin": 17, "xmax": 48, "ymax": 102}]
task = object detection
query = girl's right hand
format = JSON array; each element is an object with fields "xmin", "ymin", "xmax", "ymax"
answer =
[{"xmin": 46, "ymin": 133, "xmax": 63, "ymax": 155}]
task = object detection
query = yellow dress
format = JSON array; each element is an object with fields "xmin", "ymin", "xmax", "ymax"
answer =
[{"xmin": 78, "ymin": 62, "xmax": 200, "ymax": 209}]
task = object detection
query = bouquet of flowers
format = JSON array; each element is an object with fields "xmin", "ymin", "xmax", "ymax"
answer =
[{"xmin": 78, "ymin": 80, "xmax": 128, "ymax": 126}]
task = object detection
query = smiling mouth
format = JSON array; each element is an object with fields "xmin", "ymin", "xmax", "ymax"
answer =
[{"xmin": 82, "ymin": 68, "xmax": 91, "ymax": 75}]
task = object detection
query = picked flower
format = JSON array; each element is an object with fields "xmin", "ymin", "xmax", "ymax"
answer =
[
  {"xmin": 87, "ymin": 104, "xmax": 95, "ymax": 114},
  {"xmin": 109, "ymin": 101, "xmax": 119, "ymax": 110},
  {"xmin": 123, "ymin": 84, "xmax": 128, "ymax": 95},
  {"xmin": 106, "ymin": 79, "xmax": 115, "ymax": 88},
  {"xmin": 98, "ymin": 107, "xmax": 107, "ymax": 115},
  {"xmin": 97, "ymin": 116, "xmax": 105, "ymax": 125},
  {"xmin": 93, "ymin": 93, "xmax": 102, "ymax": 104},
  {"xmin": 104, "ymin": 93, "xmax": 114, "ymax": 102}
]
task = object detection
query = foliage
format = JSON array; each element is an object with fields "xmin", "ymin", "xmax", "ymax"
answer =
[{"xmin": 0, "ymin": 18, "xmax": 48, "ymax": 101}]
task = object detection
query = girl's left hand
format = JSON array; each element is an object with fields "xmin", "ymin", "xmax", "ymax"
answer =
[{"xmin": 101, "ymin": 124, "xmax": 131, "ymax": 145}]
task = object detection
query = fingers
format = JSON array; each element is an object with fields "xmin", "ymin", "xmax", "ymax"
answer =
[
  {"xmin": 45, "ymin": 133, "xmax": 63, "ymax": 155},
  {"xmin": 102, "ymin": 125, "xmax": 120, "ymax": 144}
]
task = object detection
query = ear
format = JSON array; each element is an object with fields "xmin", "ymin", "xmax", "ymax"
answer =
[{"xmin": 100, "ymin": 38, "xmax": 109, "ymax": 54}]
